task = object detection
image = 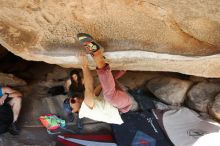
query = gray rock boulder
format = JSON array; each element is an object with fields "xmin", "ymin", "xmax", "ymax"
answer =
[
  {"xmin": 0, "ymin": 72, "xmax": 27, "ymax": 86},
  {"xmin": 147, "ymin": 76, "xmax": 192, "ymax": 105},
  {"xmin": 187, "ymin": 81, "xmax": 220, "ymax": 113},
  {"xmin": 209, "ymin": 93, "xmax": 220, "ymax": 121},
  {"xmin": 46, "ymin": 66, "xmax": 69, "ymax": 81}
]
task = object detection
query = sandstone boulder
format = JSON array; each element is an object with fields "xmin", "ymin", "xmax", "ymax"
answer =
[
  {"xmin": 46, "ymin": 66, "xmax": 69, "ymax": 81},
  {"xmin": 209, "ymin": 93, "xmax": 220, "ymax": 121},
  {"xmin": 187, "ymin": 81, "xmax": 220, "ymax": 113},
  {"xmin": 0, "ymin": 0, "xmax": 220, "ymax": 77},
  {"xmin": 147, "ymin": 76, "xmax": 192, "ymax": 105},
  {"xmin": 0, "ymin": 72, "xmax": 27, "ymax": 86}
]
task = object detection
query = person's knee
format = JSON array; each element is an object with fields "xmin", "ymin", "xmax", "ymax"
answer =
[
  {"xmin": 13, "ymin": 92, "xmax": 23, "ymax": 98},
  {"xmin": 1, "ymin": 87, "xmax": 11, "ymax": 94},
  {"xmin": 17, "ymin": 92, "xmax": 23, "ymax": 98},
  {"xmin": 13, "ymin": 96, "xmax": 22, "ymax": 104}
]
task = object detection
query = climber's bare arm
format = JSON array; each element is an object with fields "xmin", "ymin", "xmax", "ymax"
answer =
[{"xmin": 80, "ymin": 54, "xmax": 95, "ymax": 109}]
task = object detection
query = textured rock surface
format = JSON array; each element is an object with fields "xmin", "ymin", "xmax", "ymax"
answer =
[
  {"xmin": 209, "ymin": 93, "xmax": 220, "ymax": 121},
  {"xmin": 46, "ymin": 66, "xmax": 70, "ymax": 81},
  {"xmin": 147, "ymin": 76, "xmax": 192, "ymax": 105},
  {"xmin": 0, "ymin": 0, "xmax": 220, "ymax": 77},
  {"xmin": 0, "ymin": 72, "xmax": 27, "ymax": 86},
  {"xmin": 187, "ymin": 81, "xmax": 220, "ymax": 113}
]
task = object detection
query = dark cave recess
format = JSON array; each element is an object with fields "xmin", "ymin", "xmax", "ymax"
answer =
[{"xmin": 0, "ymin": 45, "xmax": 59, "ymax": 81}]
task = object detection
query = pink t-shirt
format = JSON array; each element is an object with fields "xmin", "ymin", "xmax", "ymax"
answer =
[{"xmin": 96, "ymin": 66, "xmax": 133, "ymax": 113}]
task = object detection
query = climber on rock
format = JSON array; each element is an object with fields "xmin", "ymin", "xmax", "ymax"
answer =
[{"xmin": 63, "ymin": 33, "xmax": 138, "ymax": 124}]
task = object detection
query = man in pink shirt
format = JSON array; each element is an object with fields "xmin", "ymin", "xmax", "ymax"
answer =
[
  {"xmin": 63, "ymin": 33, "xmax": 138, "ymax": 123},
  {"xmin": 76, "ymin": 33, "xmax": 138, "ymax": 113}
]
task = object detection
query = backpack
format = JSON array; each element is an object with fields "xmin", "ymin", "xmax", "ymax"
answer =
[
  {"xmin": 39, "ymin": 114, "xmax": 66, "ymax": 134},
  {"xmin": 0, "ymin": 104, "xmax": 13, "ymax": 134},
  {"xmin": 39, "ymin": 114, "xmax": 82, "ymax": 135}
]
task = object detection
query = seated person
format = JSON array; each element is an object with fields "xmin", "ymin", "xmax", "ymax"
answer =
[
  {"xmin": 65, "ymin": 70, "xmax": 84, "ymax": 93},
  {"xmin": 63, "ymin": 70, "xmax": 85, "ymax": 122},
  {"xmin": 0, "ymin": 86, "xmax": 22, "ymax": 135},
  {"xmin": 64, "ymin": 33, "xmax": 138, "ymax": 124}
]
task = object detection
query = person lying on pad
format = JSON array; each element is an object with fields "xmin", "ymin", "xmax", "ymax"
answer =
[{"xmin": 63, "ymin": 33, "xmax": 138, "ymax": 124}]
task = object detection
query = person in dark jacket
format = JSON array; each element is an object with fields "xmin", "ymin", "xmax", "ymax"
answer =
[{"xmin": 0, "ymin": 86, "xmax": 22, "ymax": 135}]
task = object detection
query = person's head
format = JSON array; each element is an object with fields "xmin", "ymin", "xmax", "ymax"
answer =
[
  {"xmin": 63, "ymin": 85, "xmax": 84, "ymax": 113},
  {"xmin": 63, "ymin": 97, "xmax": 83, "ymax": 113},
  {"xmin": 69, "ymin": 70, "xmax": 84, "ymax": 93},
  {"xmin": 69, "ymin": 70, "xmax": 81, "ymax": 83}
]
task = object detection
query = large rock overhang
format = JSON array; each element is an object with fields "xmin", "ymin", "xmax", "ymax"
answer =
[{"xmin": 0, "ymin": 0, "xmax": 220, "ymax": 77}]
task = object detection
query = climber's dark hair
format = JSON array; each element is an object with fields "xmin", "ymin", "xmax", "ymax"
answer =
[
  {"xmin": 69, "ymin": 70, "xmax": 85, "ymax": 98},
  {"xmin": 68, "ymin": 84, "xmax": 84, "ymax": 99}
]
